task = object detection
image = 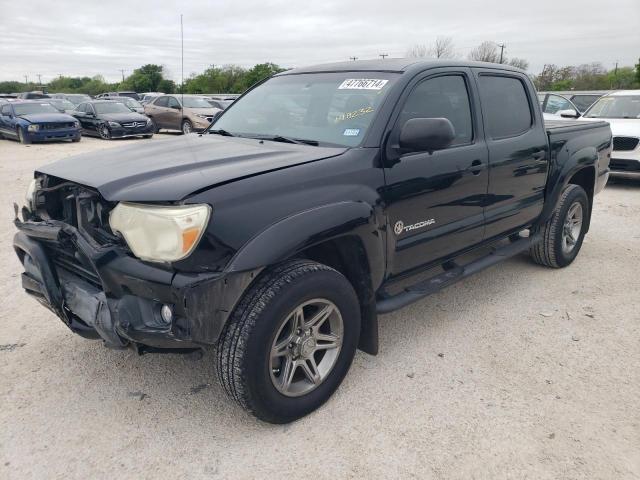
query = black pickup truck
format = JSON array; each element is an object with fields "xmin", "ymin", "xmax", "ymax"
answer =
[{"xmin": 13, "ymin": 60, "xmax": 611, "ymax": 423}]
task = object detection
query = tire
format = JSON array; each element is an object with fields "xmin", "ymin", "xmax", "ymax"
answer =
[
  {"xmin": 144, "ymin": 134, "xmax": 154, "ymax": 139},
  {"xmin": 214, "ymin": 259, "xmax": 360, "ymax": 423},
  {"xmin": 18, "ymin": 127, "xmax": 30, "ymax": 144},
  {"xmin": 530, "ymin": 184, "xmax": 589, "ymax": 268},
  {"xmin": 72, "ymin": 136, "xmax": 81, "ymax": 143},
  {"xmin": 181, "ymin": 119, "xmax": 193, "ymax": 134},
  {"xmin": 98, "ymin": 124, "xmax": 111, "ymax": 140}
]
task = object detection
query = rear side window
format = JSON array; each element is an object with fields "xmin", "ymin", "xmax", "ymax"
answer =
[
  {"xmin": 1, "ymin": 105, "xmax": 11, "ymax": 115},
  {"xmin": 570, "ymin": 95, "xmax": 600, "ymax": 112},
  {"xmin": 398, "ymin": 75, "xmax": 473, "ymax": 146},
  {"xmin": 478, "ymin": 75, "xmax": 532, "ymax": 138}
]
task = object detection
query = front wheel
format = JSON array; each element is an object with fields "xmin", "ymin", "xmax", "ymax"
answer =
[
  {"xmin": 98, "ymin": 124, "xmax": 111, "ymax": 140},
  {"xmin": 530, "ymin": 184, "xmax": 589, "ymax": 268},
  {"xmin": 214, "ymin": 260, "xmax": 360, "ymax": 423},
  {"xmin": 181, "ymin": 119, "xmax": 193, "ymax": 134},
  {"xmin": 18, "ymin": 127, "xmax": 31, "ymax": 144}
]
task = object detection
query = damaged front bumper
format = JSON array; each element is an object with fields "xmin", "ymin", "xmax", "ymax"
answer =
[{"xmin": 13, "ymin": 213, "xmax": 255, "ymax": 351}]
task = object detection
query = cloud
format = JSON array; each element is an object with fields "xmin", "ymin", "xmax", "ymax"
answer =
[{"xmin": 0, "ymin": 0, "xmax": 638, "ymax": 82}]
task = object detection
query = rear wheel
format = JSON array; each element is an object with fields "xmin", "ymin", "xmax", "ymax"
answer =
[
  {"xmin": 214, "ymin": 260, "xmax": 360, "ymax": 423},
  {"xmin": 17, "ymin": 127, "xmax": 30, "ymax": 144},
  {"xmin": 530, "ymin": 184, "xmax": 588, "ymax": 268},
  {"xmin": 181, "ymin": 119, "xmax": 193, "ymax": 134}
]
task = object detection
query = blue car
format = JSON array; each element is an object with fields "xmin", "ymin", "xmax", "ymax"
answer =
[{"xmin": 0, "ymin": 101, "xmax": 81, "ymax": 144}]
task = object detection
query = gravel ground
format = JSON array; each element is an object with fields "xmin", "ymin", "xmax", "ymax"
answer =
[{"xmin": 1, "ymin": 135, "xmax": 639, "ymax": 480}]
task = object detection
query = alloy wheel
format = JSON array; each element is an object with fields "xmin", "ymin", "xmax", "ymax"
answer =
[
  {"xmin": 269, "ymin": 298, "xmax": 343, "ymax": 397},
  {"xmin": 561, "ymin": 202, "xmax": 583, "ymax": 255}
]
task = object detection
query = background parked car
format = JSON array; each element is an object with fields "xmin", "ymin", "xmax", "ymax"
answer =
[
  {"xmin": 144, "ymin": 94, "xmax": 221, "ymax": 134},
  {"xmin": 17, "ymin": 91, "xmax": 51, "ymax": 99},
  {"xmin": 72, "ymin": 100, "xmax": 153, "ymax": 139},
  {"xmin": 139, "ymin": 92, "xmax": 164, "ymax": 104},
  {"xmin": 578, "ymin": 90, "xmax": 640, "ymax": 177},
  {"xmin": 46, "ymin": 98, "xmax": 76, "ymax": 114},
  {"xmin": 96, "ymin": 91, "xmax": 140, "ymax": 100},
  {"xmin": 539, "ymin": 91, "xmax": 607, "ymax": 119},
  {"xmin": 104, "ymin": 96, "xmax": 145, "ymax": 113},
  {"xmin": 0, "ymin": 100, "xmax": 80, "ymax": 144},
  {"xmin": 50, "ymin": 93, "xmax": 92, "ymax": 106},
  {"xmin": 203, "ymin": 94, "xmax": 240, "ymax": 110}
]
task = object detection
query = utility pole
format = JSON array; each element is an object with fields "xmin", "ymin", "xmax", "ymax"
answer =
[
  {"xmin": 24, "ymin": 75, "xmax": 28, "ymax": 85},
  {"xmin": 119, "ymin": 69, "xmax": 126, "ymax": 82},
  {"xmin": 497, "ymin": 43, "xmax": 506, "ymax": 64},
  {"xmin": 349, "ymin": 56, "xmax": 358, "ymax": 61},
  {"xmin": 58, "ymin": 74, "xmax": 63, "ymax": 80},
  {"xmin": 379, "ymin": 53, "xmax": 388, "ymax": 59},
  {"xmin": 37, "ymin": 74, "xmax": 42, "ymax": 85}
]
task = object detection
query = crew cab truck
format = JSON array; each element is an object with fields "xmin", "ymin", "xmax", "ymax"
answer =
[{"xmin": 13, "ymin": 60, "xmax": 611, "ymax": 423}]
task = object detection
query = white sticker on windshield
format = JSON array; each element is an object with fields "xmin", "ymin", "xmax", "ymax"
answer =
[
  {"xmin": 338, "ymin": 79, "xmax": 388, "ymax": 90},
  {"xmin": 343, "ymin": 128, "xmax": 360, "ymax": 136}
]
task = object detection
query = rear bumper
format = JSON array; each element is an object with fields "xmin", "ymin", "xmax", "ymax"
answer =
[{"xmin": 13, "ymin": 217, "xmax": 254, "ymax": 350}]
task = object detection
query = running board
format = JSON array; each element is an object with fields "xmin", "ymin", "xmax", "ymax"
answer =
[{"xmin": 376, "ymin": 234, "xmax": 540, "ymax": 314}]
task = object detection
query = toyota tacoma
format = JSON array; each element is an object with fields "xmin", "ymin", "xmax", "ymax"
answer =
[{"xmin": 13, "ymin": 60, "xmax": 611, "ymax": 423}]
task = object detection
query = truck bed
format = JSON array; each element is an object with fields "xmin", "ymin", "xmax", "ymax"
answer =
[{"xmin": 544, "ymin": 119, "xmax": 610, "ymax": 133}]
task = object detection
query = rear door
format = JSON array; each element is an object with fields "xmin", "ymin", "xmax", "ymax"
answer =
[
  {"xmin": 165, "ymin": 96, "xmax": 182, "ymax": 129},
  {"xmin": 382, "ymin": 68, "xmax": 490, "ymax": 276},
  {"xmin": 473, "ymin": 69, "xmax": 549, "ymax": 239},
  {"xmin": 150, "ymin": 96, "xmax": 170, "ymax": 128}
]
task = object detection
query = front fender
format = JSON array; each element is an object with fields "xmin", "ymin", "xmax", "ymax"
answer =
[{"xmin": 226, "ymin": 201, "xmax": 385, "ymax": 287}]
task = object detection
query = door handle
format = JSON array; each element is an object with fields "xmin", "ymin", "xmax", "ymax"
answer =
[
  {"xmin": 532, "ymin": 150, "xmax": 546, "ymax": 161},
  {"xmin": 468, "ymin": 159, "xmax": 484, "ymax": 175}
]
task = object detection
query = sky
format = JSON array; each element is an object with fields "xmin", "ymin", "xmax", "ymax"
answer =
[{"xmin": 0, "ymin": 0, "xmax": 638, "ymax": 83}]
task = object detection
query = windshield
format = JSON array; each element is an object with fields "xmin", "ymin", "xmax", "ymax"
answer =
[
  {"xmin": 585, "ymin": 95, "xmax": 640, "ymax": 119},
  {"xmin": 14, "ymin": 103, "xmax": 59, "ymax": 115},
  {"xmin": 211, "ymin": 72, "xmax": 399, "ymax": 147},
  {"xmin": 49, "ymin": 99, "xmax": 74, "ymax": 111},
  {"xmin": 182, "ymin": 96, "xmax": 214, "ymax": 108},
  {"xmin": 94, "ymin": 102, "xmax": 132, "ymax": 114},
  {"xmin": 66, "ymin": 94, "xmax": 91, "ymax": 105}
]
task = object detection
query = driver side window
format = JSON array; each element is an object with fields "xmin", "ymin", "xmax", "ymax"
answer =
[
  {"xmin": 167, "ymin": 97, "xmax": 180, "ymax": 109},
  {"xmin": 1, "ymin": 105, "xmax": 11, "ymax": 116},
  {"xmin": 398, "ymin": 75, "xmax": 473, "ymax": 146},
  {"xmin": 544, "ymin": 94, "xmax": 572, "ymax": 114}
]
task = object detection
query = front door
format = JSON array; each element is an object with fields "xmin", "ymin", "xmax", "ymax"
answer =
[{"xmin": 382, "ymin": 70, "xmax": 489, "ymax": 277}]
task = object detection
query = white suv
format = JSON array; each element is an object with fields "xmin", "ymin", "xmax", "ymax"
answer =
[{"xmin": 579, "ymin": 91, "xmax": 640, "ymax": 177}]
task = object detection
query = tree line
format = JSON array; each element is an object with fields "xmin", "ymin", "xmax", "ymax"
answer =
[
  {"xmin": 1, "ymin": 46, "xmax": 638, "ymax": 95},
  {"xmin": 0, "ymin": 62, "xmax": 285, "ymax": 96}
]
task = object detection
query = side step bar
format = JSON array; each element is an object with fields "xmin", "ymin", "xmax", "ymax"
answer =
[{"xmin": 376, "ymin": 234, "xmax": 540, "ymax": 314}]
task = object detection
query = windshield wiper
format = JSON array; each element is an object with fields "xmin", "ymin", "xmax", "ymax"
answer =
[
  {"xmin": 260, "ymin": 135, "xmax": 319, "ymax": 146},
  {"xmin": 208, "ymin": 128, "xmax": 235, "ymax": 137}
]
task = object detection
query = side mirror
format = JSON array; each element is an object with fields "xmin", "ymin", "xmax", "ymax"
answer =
[
  {"xmin": 558, "ymin": 109, "xmax": 579, "ymax": 118},
  {"xmin": 399, "ymin": 118, "xmax": 455, "ymax": 153},
  {"xmin": 170, "ymin": 104, "xmax": 181, "ymax": 110}
]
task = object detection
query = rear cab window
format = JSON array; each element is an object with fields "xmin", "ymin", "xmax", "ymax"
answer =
[{"xmin": 477, "ymin": 75, "xmax": 533, "ymax": 138}]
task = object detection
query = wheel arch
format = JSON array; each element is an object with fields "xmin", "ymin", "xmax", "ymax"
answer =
[{"xmin": 225, "ymin": 201, "xmax": 385, "ymax": 355}]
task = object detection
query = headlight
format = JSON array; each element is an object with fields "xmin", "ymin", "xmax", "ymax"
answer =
[
  {"xmin": 108, "ymin": 121, "xmax": 120, "ymax": 128},
  {"xmin": 27, "ymin": 124, "xmax": 39, "ymax": 132},
  {"xmin": 146, "ymin": 118, "xmax": 152, "ymax": 125},
  {"xmin": 25, "ymin": 178, "xmax": 37, "ymax": 211},
  {"xmin": 195, "ymin": 114, "xmax": 209, "ymax": 119},
  {"xmin": 73, "ymin": 121, "xmax": 80, "ymax": 128},
  {"xmin": 109, "ymin": 203, "xmax": 211, "ymax": 262}
]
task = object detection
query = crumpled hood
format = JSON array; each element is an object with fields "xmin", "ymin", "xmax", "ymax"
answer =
[
  {"xmin": 37, "ymin": 134, "xmax": 346, "ymax": 202},
  {"xmin": 19, "ymin": 113, "xmax": 77, "ymax": 124}
]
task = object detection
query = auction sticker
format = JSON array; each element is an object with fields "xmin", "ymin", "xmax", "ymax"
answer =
[
  {"xmin": 338, "ymin": 79, "xmax": 388, "ymax": 90},
  {"xmin": 343, "ymin": 128, "xmax": 360, "ymax": 136}
]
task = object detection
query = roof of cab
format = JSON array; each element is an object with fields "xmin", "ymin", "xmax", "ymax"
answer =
[
  {"xmin": 279, "ymin": 58, "xmax": 526, "ymax": 76},
  {"xmin": 606, "ymin": 90, "xmax": 640, "ymax": 96}
]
